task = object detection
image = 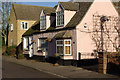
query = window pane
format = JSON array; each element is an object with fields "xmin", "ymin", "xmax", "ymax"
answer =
[
  {"xmin": 40, "ymin": 16, "xmax": 46, "ymax": 29},
  {"xmin": 57, "ymin": 41, "xmax": 63, "ymax": 44},
  {"xmin": 65, "ymin": 41, "xmax": 70, "ymax": 44},
  {"xmin": 25, "ymin": 23, "xmax": 28, "ymax": 29},
  {"xmin": 65, "ymin": 46, "xmax": 70, "ymax": 54},
  {"xmin": 22, "ymin": 22, "xmax": 24, "ymax": 29},
  {"xmin": 57, "ymin": 11, "xmax": 64, "ymax": 26},
  {"xmin": 57, "ymin": 46, "xmax": 63, "ymax": 54}
]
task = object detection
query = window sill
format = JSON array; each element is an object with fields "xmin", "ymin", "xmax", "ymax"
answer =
[{"xmin": 56, "ymin": 24, "xmax": 64, "ymax": 27}]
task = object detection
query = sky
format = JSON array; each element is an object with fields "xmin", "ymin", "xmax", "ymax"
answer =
[{"xmin": 16, "ymin": 2, "xmax": 58, "ymax": 7}]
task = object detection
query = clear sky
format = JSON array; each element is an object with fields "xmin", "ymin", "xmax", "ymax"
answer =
[
  {"xmin": 16, "ymin": 2, "xmax": 58, "ymax": 7},
  {"xmin": 15, "ymin": 0, "xmax": 70, "ymax": 7}
]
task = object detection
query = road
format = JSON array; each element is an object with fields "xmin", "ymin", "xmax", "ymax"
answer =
[{"xmin": 2, "ymin": 60, "xmax": 61, "ymax": 78}]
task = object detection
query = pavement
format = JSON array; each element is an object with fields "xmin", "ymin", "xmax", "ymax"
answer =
[{"xmin": 2, "ymin": 56, "xmax": 120, "ymax": 79}]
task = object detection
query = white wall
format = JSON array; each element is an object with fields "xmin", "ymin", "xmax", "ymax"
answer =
[{"xmin": 76, "ymin": 1, "xmax": 119, "ymax": 60}]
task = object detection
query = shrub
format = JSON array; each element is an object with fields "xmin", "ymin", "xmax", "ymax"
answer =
[{"xmin": 6, "ymin": 46, "xmax": 17, "ymax": 56}]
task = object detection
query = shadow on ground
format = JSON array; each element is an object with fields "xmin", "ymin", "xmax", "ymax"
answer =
[
  {"xmin": 107, "ymin": 63, "xmax": 120, "ymax": 77},
  {"xmin": 77, "ymin": 59, "xmax": 98, "ymax": 72}
]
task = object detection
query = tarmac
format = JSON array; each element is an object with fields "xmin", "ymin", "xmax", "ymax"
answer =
[{"xmin": 2, "ymin": 56, "xmax": 120, "ymax": 79}]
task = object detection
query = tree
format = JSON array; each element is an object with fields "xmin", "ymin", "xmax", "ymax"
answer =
[{"xmin": 0, "ymin": 1, "xmax": 12, "ymax": 46}]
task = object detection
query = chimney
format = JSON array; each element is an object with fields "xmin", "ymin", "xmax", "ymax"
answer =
[{"xmin": 78, "ymin": 2, "xmax": 80, "ymax": 11}]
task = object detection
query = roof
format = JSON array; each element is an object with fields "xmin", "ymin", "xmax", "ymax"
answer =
[
  {"xmin": 55, "ymin": 30, "xmax": 72, "ymax": 39},
  {"xmin": 13, "ymin": 3, "xmax": 55, "ymax": 20},
  {"xmin": 65, "ymin": 2, "xmax": 93, "ymax": 28},
  {"xmin": 22, "ymin": 20, "xmax": 40, "ymax": 36},
  {"xmin": 23, "ymin": 2, "xmax": 93, "ymax": 36},
  {"xmin": 112, "ymin": 1, "xmax": 120, "ymax": 15},
  {"xmin": 60, "ymin": 2, "xmax": 79, "ymax": 11}
]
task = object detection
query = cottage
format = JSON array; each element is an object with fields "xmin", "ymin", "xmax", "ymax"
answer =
[
  {"xmin": 8, "ymin": 3, "xmax": 54, "ymax": 46},
  {"xmin": 22, "ymin": 0, "xmax": 120, "ymax": 65}
]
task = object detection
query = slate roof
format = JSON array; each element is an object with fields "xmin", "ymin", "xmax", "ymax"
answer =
[
  {"xmin": 65, "ymin": 2, "xmax": 93, "ymax": 28},
  {"xmin": 22, "ymin": 20, "xmax": 40, "ymax": 36},
  {"xmin": 22, "ymin": 2, "xmax": 93, "ymax": 36},
  {"xmin": 13, "ymin": 3, "xmax": 55, "ymax": 20},
  {"xmin": 55, "ymin": 30, "xmax": 72, "ymax": 39},
  {"xmin": 60, "ymin": 2, "xmax": 79, "ymax": 11},
  {"xmin": 112, "ymin": 1, "xmax": 120, "ymax": 15}
]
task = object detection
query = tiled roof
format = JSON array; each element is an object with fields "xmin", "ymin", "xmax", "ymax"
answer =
[
  {"xmin": 60, "ymin": 2, "xmax": 79, "ymax": 11},
  {"xmin": 55, "ymin": 30, "xmax": 72, "ymax": 39},
  {"xmin": 13, "ymin": 3, "xmax": 55, "ymax": 20},
  {"xmin": 112, "ymin": 1, "xmax": 120, "ymax": 15},
  {"xmin": 22, "ymin": 2, "xmax": 93, "ymax": 36},
  {"xmin": 65, "ymin": 2, "xmax": 93, "ymax": 28},
  {"xmin": 22, "ymin": 20, "xmax": 40, "ymax": 36}
]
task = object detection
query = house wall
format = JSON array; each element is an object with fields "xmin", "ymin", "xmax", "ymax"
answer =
[
  {"xmin": 8, "ymin": 7, "xmax": 17, "ymax": 46},
  {"xmin": 8, "ymin": 9, "xmax": 36, "ymax": 46},
  {"xmin": 46, "ymin": 16, "xmax": 50, "ymax": 29},
  {"xmin": 16, "ymin": 20, "xmax": 36, "ymax": 46},
  {"xmin": 64, "ymin": 10, "xmax": 76, "ymax": 27},
  {"xmin": 76, "ymin": 1, "xmax": 119, "ymax": 60},
  {"xmin": 33, "ymin": 29, "xmax": 77, "ymax": 60}
]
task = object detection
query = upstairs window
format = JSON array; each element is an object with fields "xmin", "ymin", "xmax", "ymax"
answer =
[
  {"xmin": 11, "ymin": 24, "xmax": 13, "ymax": 31},
  {"xmin": 21, "ymin": 22, "xmax": 28, "ymax": 30},
  {"xmin": 40, "ymin": 16, "xmax": 46, "ymax": 30},
  {"xmin": 56, "ymin": 10, "xmax": 64, "ymax": 26}
]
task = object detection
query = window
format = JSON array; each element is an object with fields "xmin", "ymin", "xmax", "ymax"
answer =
[
  {"xmin": 56, "ymin": 40, "xmax": 64, "ymax": 55},
  {"xmin": 56, "ymin": 39, "xmax": 71, "ymax": 55},
  {"xmin": 11, "ymin": 24, "xmax": 13, "ymax": 31},
  {"xmin": 21, "ymin": 22, "xmax": 28, "ymax": 30},
  {"xmin": 24, "ymin": 37, "xmax": 29, "ymax": 50},
  {"xmin": 40, "ymin": 16, "xmax": 46, "ymax": 29},
  {"xmin": 38, "ymin": 38, "xmax": 48, "ymax": 52},
  {"xmin": 64, "ymin": 40, "xmax": 71, "ymax": 55},
  {"xmin": 56, "ymin": 10, "xmax": 64, "ymax": 26},
  {"xmin": 11, "ymin": 39, "xmax": 13, "ymax": 46}
]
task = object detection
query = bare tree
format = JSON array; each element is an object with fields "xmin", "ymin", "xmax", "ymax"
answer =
[{"xmin": 0, "ymin": 1, "xmax": 12, "ymax": 46}]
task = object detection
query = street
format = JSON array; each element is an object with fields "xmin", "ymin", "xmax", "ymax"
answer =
[{"xmin": 2, "ymin": 60, "xmax": 60, "ymax": 78}]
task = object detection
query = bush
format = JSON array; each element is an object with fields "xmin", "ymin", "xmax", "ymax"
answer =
[{"xmin": 6, "ymin": 46, "xmax": 17, "ymax": 56}]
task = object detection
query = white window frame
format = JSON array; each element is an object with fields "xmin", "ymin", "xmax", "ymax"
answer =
[
  {"xmin": 56, "ymin": 10, "xmax": 64, "ymax": 27},
  {"xmin": 64, "ymin": 39, "xmax": 72, "ymax": 55},
  {"xmin": 40, "ymin": 16, "xmax": 46, "ymax": 29},
  {"xmin": 21, "ymin": 22, "xmax": 29, "ymax": 30},
  {"xmin": 56, "ymin": 39, "xmax": 72, "ymax": 56},
  {"xmin": 11, "ymin": 24, "xmax": 13, "ymax": 31},
  {"xmin": 56, "ymin": 40, "xmax": 64, "ymax": 55}
]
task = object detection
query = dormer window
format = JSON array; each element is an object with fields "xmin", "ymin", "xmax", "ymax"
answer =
[
  {"xmin": 40, "ymin": 16, "xmax": 46, "ymax": 30},
  {"xmin": 56, "ymin": 10, "xmax": 64, "ymax": 26}
]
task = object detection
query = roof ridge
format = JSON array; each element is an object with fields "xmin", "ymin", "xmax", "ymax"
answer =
[{"xmin": 13, "ymin": 3, "xmax": 53, "ymax": 8}]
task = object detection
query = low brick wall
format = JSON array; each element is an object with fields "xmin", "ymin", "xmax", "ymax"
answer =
[
  {"xmin": 98, "ymin": 52, "xmax": 107, "ymax": 74},
  {"xmin": 98, "ymin": 52, "xmax": 120, "ymax": 74}
]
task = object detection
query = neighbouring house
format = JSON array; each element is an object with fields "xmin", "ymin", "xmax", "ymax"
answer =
[
  {"xmin": 8, "ymin": 3, "xmax": 54, "ymax": 47},
  {"xmin": 22, "ymin": 1, "xmax": 120, "ymax": 65}
]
